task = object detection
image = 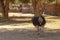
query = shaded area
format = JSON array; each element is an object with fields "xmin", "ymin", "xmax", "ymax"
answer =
[
  {"xmin": 0, "ymin": 28, "xmax": 60, "ymax": 40},
  {"xmin": 0, "ymin": 19, "xmax": 32, "ymax": 26}
]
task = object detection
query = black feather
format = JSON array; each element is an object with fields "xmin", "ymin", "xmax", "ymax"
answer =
[{"xmin": 32, "ymin": 16, "xmax": 46, "ymax": 27}]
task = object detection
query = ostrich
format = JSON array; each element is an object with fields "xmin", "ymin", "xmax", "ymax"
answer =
[
  {"xmin": 32, "ymin": 15, "xmax": 46, "ymax": 35},
  {"xmin": 32, "ymin": 0, "xmax": 46, "ymax": 35}
]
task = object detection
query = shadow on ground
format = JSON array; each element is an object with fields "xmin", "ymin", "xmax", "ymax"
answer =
[
  {"xmin": 0, "ymin": 19, "xmax": 56, "ymax": 26},
  {"xmin": 0, "ymin": 28, "xmax": 60, "ymax": 40},
  {"xmin": 0, "ymin": 19, "xmax": 32, "ymax": 26}
]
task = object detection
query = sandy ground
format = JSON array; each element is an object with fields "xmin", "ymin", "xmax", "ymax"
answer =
[{"xmin": 0, "ymin": 13, "xmax": 60, "ymax": 40}]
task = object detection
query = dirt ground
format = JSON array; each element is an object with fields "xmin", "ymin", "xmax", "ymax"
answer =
[{"xmin": 0, "ymin": 14, "xmax": 60, "ymax": 40}]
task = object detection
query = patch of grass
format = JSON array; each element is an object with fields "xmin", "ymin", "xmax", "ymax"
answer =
[{"xmin": 0, "ymin": 18, "xmax": 8, "ymax": 22}]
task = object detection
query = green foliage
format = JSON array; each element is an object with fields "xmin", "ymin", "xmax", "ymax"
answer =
[
  {"xmin": 48, "ymin": 0, "xmax": 56, "ymax": 2},
  {"xmin": 10, "ymin": 0, "xmax": 30, "ymax": 4},
  {"xmin": 10, "ymin": 0, "xmax": 15, "ymax": 4},
  {"xmin": 10, "ymin": 0, "xmax": 21, "ymax": 4},
  {"xmin": 19, "ymin": 0, "xmax": 30, "ymax": 3}
]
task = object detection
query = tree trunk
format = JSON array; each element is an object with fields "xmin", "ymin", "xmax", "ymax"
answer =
[
  {"xmin": 0, "ymin": 0, "xmax": 5, "ymax": 18},
  {"xmin": 32, "ymin": 0, "xmax": 42, "ymax": 16},
  {"xmin": 0, "ymin": 0, "xmax": 9, "ymax": 19},
  {"xmin": 4, "ymin": 0, "xmax": 10, "ymax": 19}
]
